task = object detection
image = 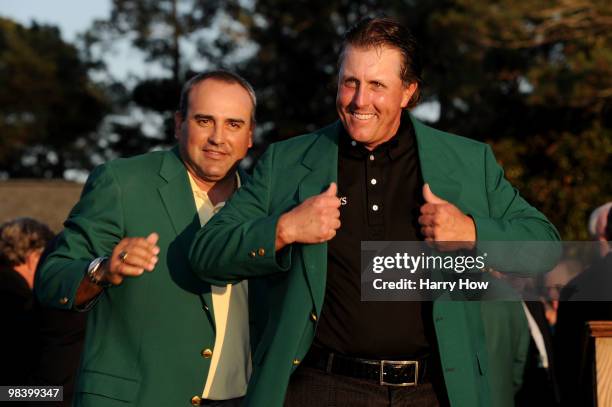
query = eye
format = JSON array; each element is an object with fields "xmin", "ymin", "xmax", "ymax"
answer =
[
  {"xmin": 371, "ymin": 81, "xmax": 385, "ymax": 89},
  {"xmin": 344, "ymin": 78, "xmax": 358, "ymax": 88},
  {"xmin": 228, "ymin": 121, "xmax": 242, "ymax": 129},
  {"xmin": 196, "ymin": 118, "xmax": 211, "ymax": 126}
]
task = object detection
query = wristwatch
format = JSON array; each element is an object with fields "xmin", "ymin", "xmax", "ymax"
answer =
[{"xmin": 86, "ymin": 257, "xmax": 111, "ymax": 287}]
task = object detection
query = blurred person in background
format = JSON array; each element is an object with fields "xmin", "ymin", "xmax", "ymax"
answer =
[
  {"xmin": 541, "ymin": 259, "xmax": 582, "ymax": 326},
  {"xmin": 514, "ymin": 300, "xmax": 561, "ymax": 406},
  {"xmin": 588, "ymin": 202, "xmax": 612, "ymax": 258},
  {"xmin": 29, "ymin": 234, "xmax": 88, "ymax": 407},
  {"xmin": 0, "ymin": 217, "xmax": 54, "ymax": 385},
  {"xmin": 555, "ymin": 208, "xmax": 612, "ymax": 406},
  {"xmin": 481, "ymin": 271, "xmax": 560, "ymax": 407}
]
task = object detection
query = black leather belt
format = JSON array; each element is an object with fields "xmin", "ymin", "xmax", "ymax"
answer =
[{"xmin": 302, "ymin": 346, "xmax": 429, "ymax": 387}]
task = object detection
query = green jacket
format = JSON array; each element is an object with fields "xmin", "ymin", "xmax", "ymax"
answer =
[
  {"xmin": 480, "ymin": 275, "xmax": 531, "ymax": 407},
  {"xmin": 36, "ymin": 148, "xmax": 264, "ymax": 407},
  {"xmin": 189, "ymin": 116, "xmax": 560, "ymax": 406}
]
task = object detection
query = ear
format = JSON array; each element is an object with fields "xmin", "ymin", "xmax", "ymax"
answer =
[
  {"xmin": 174, "ymin": 111, "xmax": 184, "ymax": 140},
  {"xmin": 401, "ymin": 82, "xmax": 418, "ymax": 108}
]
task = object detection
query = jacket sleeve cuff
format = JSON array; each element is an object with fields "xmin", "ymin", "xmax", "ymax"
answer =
[
  {"xmin": 471, "ymin": 215, "xmax": 561, "ymax": 275},
  {"xmin": 35, "ymin": 259, "xmax": 89, "ymax": 310},
  {"xmin": 471, "ymin": 215, "xmax": 507, "ymax": 242},
  {"xmin": 242, "ymin": 214, "xmax": 292, "ymax": 273}
]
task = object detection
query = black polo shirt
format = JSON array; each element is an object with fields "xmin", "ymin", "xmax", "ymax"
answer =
[{"xmin": 314, "ymin": 116, "xmax": 433, "ymax": 359}]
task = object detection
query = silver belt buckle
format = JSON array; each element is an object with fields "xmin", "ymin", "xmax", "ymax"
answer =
[{"xmin": 379, "ymin": 360, "xmax": 419, "ymax": 387}]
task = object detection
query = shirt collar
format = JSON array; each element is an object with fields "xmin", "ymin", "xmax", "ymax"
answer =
[
  {"xmin": 339, "ymin": 112, "xmax": 415, "ymax": 161},
  {"xmin": 187, "ymin": 171, "xmax": 241, "ymax": 209}
]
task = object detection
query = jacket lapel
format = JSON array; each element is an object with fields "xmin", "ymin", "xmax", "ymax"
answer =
[
  {"xmin": 158, "ymin": 147, "xmax": 201, "ymax": 251},
  {"xmin": 411, "ymin": 114, "xmax": 463, "ymax": 207},
  {"xmin": 157, "ymin": 147, "xmax": 214, "ymax": 317},
  {"xmin": 297, "ymin": 123, "xmax": 340, "ymax": 316}
]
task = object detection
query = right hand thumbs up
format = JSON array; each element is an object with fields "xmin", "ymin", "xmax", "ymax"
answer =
[
  {"xmin": 275, "ymin": 182, "xmax": 342, "ymax": 249},
  {"xmin": 324, "ymin": 182, "xmax": 338, "ymax": 197}
]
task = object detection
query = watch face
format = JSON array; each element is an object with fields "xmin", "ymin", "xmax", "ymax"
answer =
[{"xmin": 88, "ymin": 257, "xmax": 110, "ymax": 287}]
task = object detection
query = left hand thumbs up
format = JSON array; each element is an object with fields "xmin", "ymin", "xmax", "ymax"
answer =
[
  {"xmin": 423, "ymin": 184, "xmax": 448, "ymax": 205},
  {"xmin": 419, "ymin": 183, "xmax": 476, "ymax": 251}
]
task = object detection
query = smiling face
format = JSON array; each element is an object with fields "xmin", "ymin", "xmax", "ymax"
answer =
[
  {"xmin": 336, "ymin": 45, "xmax": 417, "ymax": 150},
  {"xmin": 175, "ymin": 78, "xmax": 253, "ymax": 190}
]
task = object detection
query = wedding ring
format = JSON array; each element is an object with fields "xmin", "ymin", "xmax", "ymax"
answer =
[{"xmin": 119, "ymin": 251, "xmax": 129, "ymax": 263}]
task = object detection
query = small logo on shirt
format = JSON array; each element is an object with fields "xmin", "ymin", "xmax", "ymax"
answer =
[{"xmin": 340, "ymin": 196, "xmax": 348, "ymax": 206}]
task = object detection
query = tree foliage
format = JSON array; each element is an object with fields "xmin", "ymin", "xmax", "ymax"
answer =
[
  {"xmin": 0, "ymin": 18, "xmax": 109, "ymax": 178},
  {"xmin": 81, "ymin": 0, "xmax": 249, "ymax": 147}
]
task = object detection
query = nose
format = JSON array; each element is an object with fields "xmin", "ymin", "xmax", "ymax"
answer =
[
  {"xmin": 208, "ymin": 125, "xmax": 225, "ymax": 146},
  {"xmin": 352, "ymin": 84, "xmax": 369, "ymax": 108}
]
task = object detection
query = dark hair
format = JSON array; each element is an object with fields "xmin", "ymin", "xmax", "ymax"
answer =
[
  {"xmin": 178, "ymin": 70, "xmax": 257, "ymax": 124},
  {"xmin": 340, "ymin": 17, "xmax": 423, "ymax": 108},
  {"xmin": 0, "ymin": 217, "xmax": 54, "ymax": 267}
]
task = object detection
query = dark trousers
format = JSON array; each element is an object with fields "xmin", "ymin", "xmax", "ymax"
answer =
[
  {"xmin": 201, "ymin": 397, "xmax": 244, "ymax": 406},
  {"xmin": 285, "ymin": 366, "xmax": 442, "ymax": 407}
]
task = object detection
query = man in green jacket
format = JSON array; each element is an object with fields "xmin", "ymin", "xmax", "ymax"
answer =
[
  {"xmin": 36, "ymin": 70, "xmax": 259, "ymax": 406},
  {"xmin": 190, "ymin": 18, "xmax": 560, "ymax": 406}
]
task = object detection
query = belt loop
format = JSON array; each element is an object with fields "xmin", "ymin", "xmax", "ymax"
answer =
[{"xmin": 326, "ymin": 352, "xmax": 334, "ymax": 374}]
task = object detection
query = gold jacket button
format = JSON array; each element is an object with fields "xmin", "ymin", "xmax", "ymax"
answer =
[
  {"xmin": 249, "ymin": 251, "xmax": 256, "ymax": 258},
  {"xmin": 201, "ymin": 348, "xmax": 213, "ymax": 359},
  {"xmin": 59, "ymin": 297, "xmax": 69, "ymax": 305},
  {"xmin": 191, "ymin": 395, "xmax": 202, "ymax": 405},
  {"xmin": 310, "ymin": 312, "xmax": 317, "ymax": 322},
  {"xmin": 292, "ymin": 359, "xmax": 301, "ymax": 366},
  {"xmin": 257, "ymin": 248, "xmax": 265, "ymax": 257}
]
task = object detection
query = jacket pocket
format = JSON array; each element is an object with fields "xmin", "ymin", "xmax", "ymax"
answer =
[{"xmin": 78, "ymin": 370, "xmax": 140, "ymax": 402}]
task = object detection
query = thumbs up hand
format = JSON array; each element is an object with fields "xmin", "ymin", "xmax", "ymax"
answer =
[
  {"xmin": 323, "ymin": 182, "xmax": 338, "ymax": 197},
  {"xmin": 275, "ymin": 183, "xmax": 342, "ymax": 250},
  {"xmin": 419, "ymin": 184, "xmax": 476, "ymax": 251},
  {"xmin": 422, "ymin": 183, "xmax": 448, "ymax": 205}
]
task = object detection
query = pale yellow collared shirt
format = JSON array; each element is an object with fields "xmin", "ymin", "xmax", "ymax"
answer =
[{"xmin": 188, "ymin": 172, "xmax": 251, "ymax": 400}]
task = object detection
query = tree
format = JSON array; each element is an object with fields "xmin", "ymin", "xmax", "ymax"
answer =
[
  {"xmin": 82, "ymin": 0, "xmax": 250, "ymax": 147},
  {"xmin": 0, "ymin": 18, "xmax": 109, "ymax": 178}
]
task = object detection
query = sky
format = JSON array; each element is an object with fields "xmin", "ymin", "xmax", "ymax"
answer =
[
  {"xmin": 0, "ymin": 0, "xmax": 109, "ymax": 41},
  {"xmin": 0, "ymin": 0, "xmax": 440, "ymax": 120},
  {"xmin": 0, "ymin": 0, "xmax": 168, "ymax": 81}
]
